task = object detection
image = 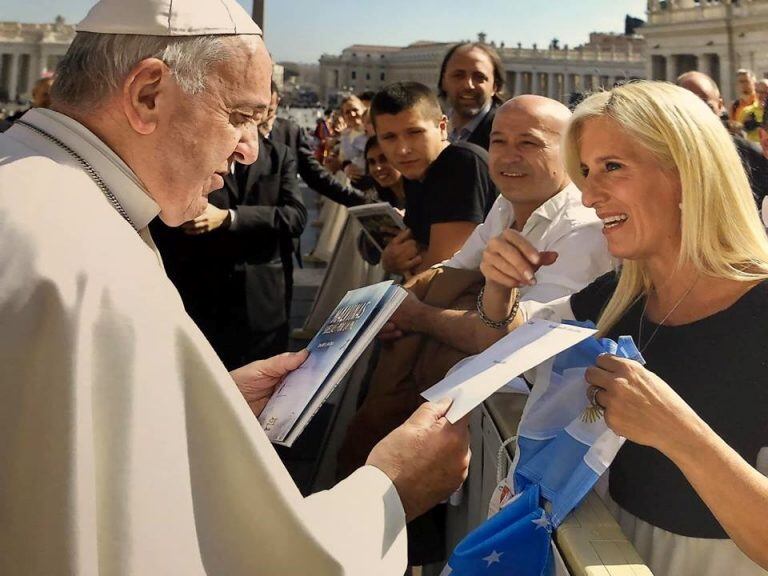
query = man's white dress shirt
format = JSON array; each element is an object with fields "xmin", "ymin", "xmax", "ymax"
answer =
[{"xmin": 446, "ymin": 182, "xmax": 613, "ymax": 303}]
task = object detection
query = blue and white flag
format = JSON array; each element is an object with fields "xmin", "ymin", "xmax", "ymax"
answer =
[{"xmin": 442, "ymin": 323, "xmax": 644, "ymax": 575}]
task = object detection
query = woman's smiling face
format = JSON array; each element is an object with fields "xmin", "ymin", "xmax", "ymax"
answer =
[{"xmin": 577, "ymin": 116, "xmax": 683, "ymax": 262}]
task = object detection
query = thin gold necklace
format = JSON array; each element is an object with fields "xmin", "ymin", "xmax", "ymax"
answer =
[{"xmin": 637, "ymin": 276, "xmax": 699, "ymax": 353}]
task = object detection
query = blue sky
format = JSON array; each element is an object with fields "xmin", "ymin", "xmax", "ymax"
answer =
[{"xmin": 0, "ymin": 0, "xmax": 648, "ymax": 63}]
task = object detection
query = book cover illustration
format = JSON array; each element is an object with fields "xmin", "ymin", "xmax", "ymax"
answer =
[{"xmin": 259, "ymin": 281, "xmax": 395, "ymax": 442}]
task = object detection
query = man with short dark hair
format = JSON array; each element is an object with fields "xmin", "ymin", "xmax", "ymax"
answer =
[
  {"xmin": 437, "ymin": 42, "xmax": 505, "ymax": 150},
  {"xmin": 372, "ymin": 81, "xmax": 498, "ymax": 277}
]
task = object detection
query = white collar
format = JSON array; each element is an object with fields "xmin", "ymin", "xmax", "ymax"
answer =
[{"xmin": 19, "ymin": 108, "xmax": 160, "ymax": 231}]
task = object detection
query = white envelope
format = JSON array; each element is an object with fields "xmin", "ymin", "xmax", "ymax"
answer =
[{"xmin": 421, "ymin": 319, "xmax": 597, "ymax": 423}]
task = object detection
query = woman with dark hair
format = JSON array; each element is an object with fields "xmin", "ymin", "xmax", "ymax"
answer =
[{"xmin": 357, "ymin": 136, "xmax": 406, "ymax": 265}]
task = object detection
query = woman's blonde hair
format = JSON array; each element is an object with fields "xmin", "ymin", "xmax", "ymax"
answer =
[{"xmin": 563, "ymin": 81, "xmax": 768, "ymax": 334}]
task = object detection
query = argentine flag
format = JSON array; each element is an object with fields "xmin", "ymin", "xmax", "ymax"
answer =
[{"xmin": 442, "ymin": 323, "xmax": 644, "ymax": 575}]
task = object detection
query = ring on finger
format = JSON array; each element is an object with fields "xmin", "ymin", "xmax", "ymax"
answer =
[{"xmin": 588, "ymin": 385, "xmax": 605, "ymax": 410}]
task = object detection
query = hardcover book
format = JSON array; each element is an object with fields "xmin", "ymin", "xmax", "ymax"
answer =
[{"xmin": 259, "ymin": 280, "xmax": 407, "ymax": 446}]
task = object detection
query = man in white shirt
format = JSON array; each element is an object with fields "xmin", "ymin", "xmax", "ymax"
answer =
[
  {"xmin": 0, "ymin": 1, "xmax": 470, "ymax": 574},
  {"xmin": 381, "ymin": 95, "xmax": 612, "ymax": 354}
]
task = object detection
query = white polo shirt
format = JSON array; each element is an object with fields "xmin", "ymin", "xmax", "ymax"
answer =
[{"xmin": 445, "ymin": 182, "xmax": 613, "ymax": 303}]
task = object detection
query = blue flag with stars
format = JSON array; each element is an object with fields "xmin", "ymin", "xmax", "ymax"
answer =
[{"xmin": 442, "ymin": 323, "xmax": 643, "ymax": 576}]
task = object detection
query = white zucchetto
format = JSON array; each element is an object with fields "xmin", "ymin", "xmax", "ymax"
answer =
[{"xmin": 77, "ymin": 0, "xmax": 262, "ymax": 37}]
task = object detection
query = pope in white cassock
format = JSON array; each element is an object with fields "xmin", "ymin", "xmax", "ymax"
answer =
[{"xmin": 0, "ymin": 0, "xmax": 471, "ymax": 573}]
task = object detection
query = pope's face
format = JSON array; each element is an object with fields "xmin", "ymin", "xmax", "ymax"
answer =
[{"xmin": 156, "ymin": 36, "xmax": 272, "ymax": 225}]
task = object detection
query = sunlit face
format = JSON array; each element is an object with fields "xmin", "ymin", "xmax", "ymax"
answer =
[
  {"xmin": 154, "ymin": 37, "xmax": 271, "ymax": 225},
  {"xmin": 441, "ymin": 46, "xmax": 497, "ymax": 120},
  {"xmin": 578, "ymin": 117, "xmax": 682, "ymax": 262},
  {"xmin": 488, "ymin": 106, "xmax": 568, "ymax": 206},
  {"xmin": 737, "ymin": 73, "xmax": 755, "ymax": 97},
  {"xmin": 341, "ymin": 98, "xmax": 364, "ymax": 129},
  {"xmin": 374, "ymin": 105, "xmax": 448, "ymax": 181},
  {"xmin": 366, "ymin": 142, "xmax": 402, "ymax": 189}
]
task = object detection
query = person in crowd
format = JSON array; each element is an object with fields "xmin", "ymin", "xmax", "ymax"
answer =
[
  {"xmin": 730, "ymin": 68, "xmax": 757, "ymax": 126},
  {"xmin": 378, "ymin": 95, "xmax": 612, "ymax": 353},
  {"xmin": 4, "ymin": 75, "xmax": 54, "ymax": 124},
  {"xmin": 437, "ymin": 41, "xmax": 505, "ymax": 150},
  {"xmin": 264, "ymin": 82, "xmax": 369, "ymax": 207},
  {"xmin": 151, "ymin": 119, "xmax": 307, "ymax": 369},
  {"xmin": 677, "ymin": 70, "xmax": 768, "ymax": 208},
  {"xmin": 365, "ymin": 135, "xmax": 405, "ymax": 209},
  {"xmin": 358, "ymin": 89, "xmax": 377, "ymax": 111},
  {"xmin": 479, "ymin": 81, "xmax": 768, "ymax": 576},
  {"xmin": 0, "ymin": 0, "xmax": 472, "ymax": 573},
  {"xmin": 357, "ymin": 135, "xmax": 406, "ymax": 265},
  {"xmin": 339, "ymin": 94, "xmax": 368, "ymax": 185},
  {"xmin": 373, "ymin": 81, "xmax": 498, "ymax": 278},
  {"xmin": 312, "ymin": 108, "xmax": 333, "ymax": 161},
  {"xmin": 739, "ymin": 78, "xmax": 768, "ymax": 143}
]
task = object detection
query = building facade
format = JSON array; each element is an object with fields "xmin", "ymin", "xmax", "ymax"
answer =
[
  {"xmin": 0, "ymin": 17, "xmax": 74, "ymax": 102},
  {"xmin": 319, "ymin": 32, "xmax": 646, "ymax": 104},
  {"xmin": 643, "ymin": 0, "xmax": 768, "ymax": 100}
]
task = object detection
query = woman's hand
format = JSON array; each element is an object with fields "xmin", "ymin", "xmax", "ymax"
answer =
[{"xmin": 585, "ymin": 354, "xmax": 699, "ymax": 453}]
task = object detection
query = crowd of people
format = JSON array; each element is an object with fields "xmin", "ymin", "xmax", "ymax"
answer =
[{"xmin": 1, "ymin": 0, "xmax": 768, "ymax": 574}]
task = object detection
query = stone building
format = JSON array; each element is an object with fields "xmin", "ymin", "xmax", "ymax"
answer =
[
  {"xmin": 0, "ymin": 16, "xmax": 74, "ymax": 102},
  {"xmin": 643, "ymin": 0, "xmax": 768, "ymax": 100},
  {"xmin": 319, "ymin": 32, "xmax": 646, "ymax": 104}
]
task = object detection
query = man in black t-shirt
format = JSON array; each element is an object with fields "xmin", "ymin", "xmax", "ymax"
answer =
[{"xmin": 371, "ymin": 81, "xmax": 498, "ymax": 277}]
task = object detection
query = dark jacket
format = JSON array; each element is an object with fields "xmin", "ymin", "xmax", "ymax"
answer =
[
  {"xmin": 271, "ymin": 116, "xmax": 369, "ymax": 207},
  {"xmin": 152, "ymin": 134, "xmax": 306, "ymax": 367},
  {"xmin": 465, "ymin": 100, "xmax": 500, "ymax": 151},
  {"xmin": 734, "ymin": 135, "xmax": 768, "ymax": 207}
]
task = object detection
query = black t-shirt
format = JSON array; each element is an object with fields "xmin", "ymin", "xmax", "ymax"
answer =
[
  {"xmin": 570, "ymin": 272, "xmax": 768, "ymax": 538},
  {"xmin": 403, "ymin": 142, "xmax": 497, "ymax": 246}
]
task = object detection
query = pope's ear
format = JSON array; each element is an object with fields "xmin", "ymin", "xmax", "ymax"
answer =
[{"xmin": 122, "ymin": 58, "xmax": 167, "ymax": 135}]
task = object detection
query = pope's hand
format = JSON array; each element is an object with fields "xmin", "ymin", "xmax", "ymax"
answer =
[
  {"xmin": 182, "ymin": 204, "xmax": 231, "ymax": 235},
  {"xmin": 230, "ymin": 350, "xmax": 309, "ymax": 418},
  {"xmin": 366, "ymin": 398, "xmax": 470, "ymax": 522}
]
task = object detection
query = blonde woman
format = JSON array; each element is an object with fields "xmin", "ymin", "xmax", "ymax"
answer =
[{"xmin": 476, "ymin": 81, "xmax": 768, "ymax": 575}]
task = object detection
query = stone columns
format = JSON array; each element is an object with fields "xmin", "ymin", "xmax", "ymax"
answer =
[
  {"xmin": 666, "ymin": 55, "xmax": 678, "ymax": 82},
  {"xmin": 532, "ymin": 72, "xmax": 540, "ymax": 95},
  {"xmin": 8, "ymin": 53, "xmax": 19, "ymax": 101},
  {"xmin": 514, "ymin": 71, "xmax": 523, "ymax": 96},
  {"xmin": 548, "ymin": 73, "xmax": 556, "ymax": 99}
]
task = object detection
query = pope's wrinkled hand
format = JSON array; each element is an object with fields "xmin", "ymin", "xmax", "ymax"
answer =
[
  {"xmin": 182, "ymin": 203, "xmax": 231, "ymax": 235},
  {"xmin": 585, "ymin": 354, "xmax": 698, "ymax": 454},
  {"xmin": 230, "ymin": 350, "xmax": 310, "ymax": 418},
  {"xmin": 366, "ymin": 397, "xmax": 471, "ymax": 522}
]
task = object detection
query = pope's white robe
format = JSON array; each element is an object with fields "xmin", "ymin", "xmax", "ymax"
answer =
[{"xmin": 0, "ymin": 109, "xmax": 406, "ymax": 575}]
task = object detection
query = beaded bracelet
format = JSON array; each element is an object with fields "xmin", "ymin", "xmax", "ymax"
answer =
[{"xmin": 476, "ymin": 285, "xmax": 520, "ymax": 329}]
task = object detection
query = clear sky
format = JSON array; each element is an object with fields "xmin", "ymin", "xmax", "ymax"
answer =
[{"xmin": 1, "ymin": 0, "xmax": 648, "ymax": 63}]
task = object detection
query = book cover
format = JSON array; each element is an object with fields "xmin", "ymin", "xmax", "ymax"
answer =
[
  {"xmin": 259, "ymin": 280, "xmax": 400, "ymax": 443},
  {"xmin": 348, "ymin": 203, "xmax": 405, "ymax": 252}
]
